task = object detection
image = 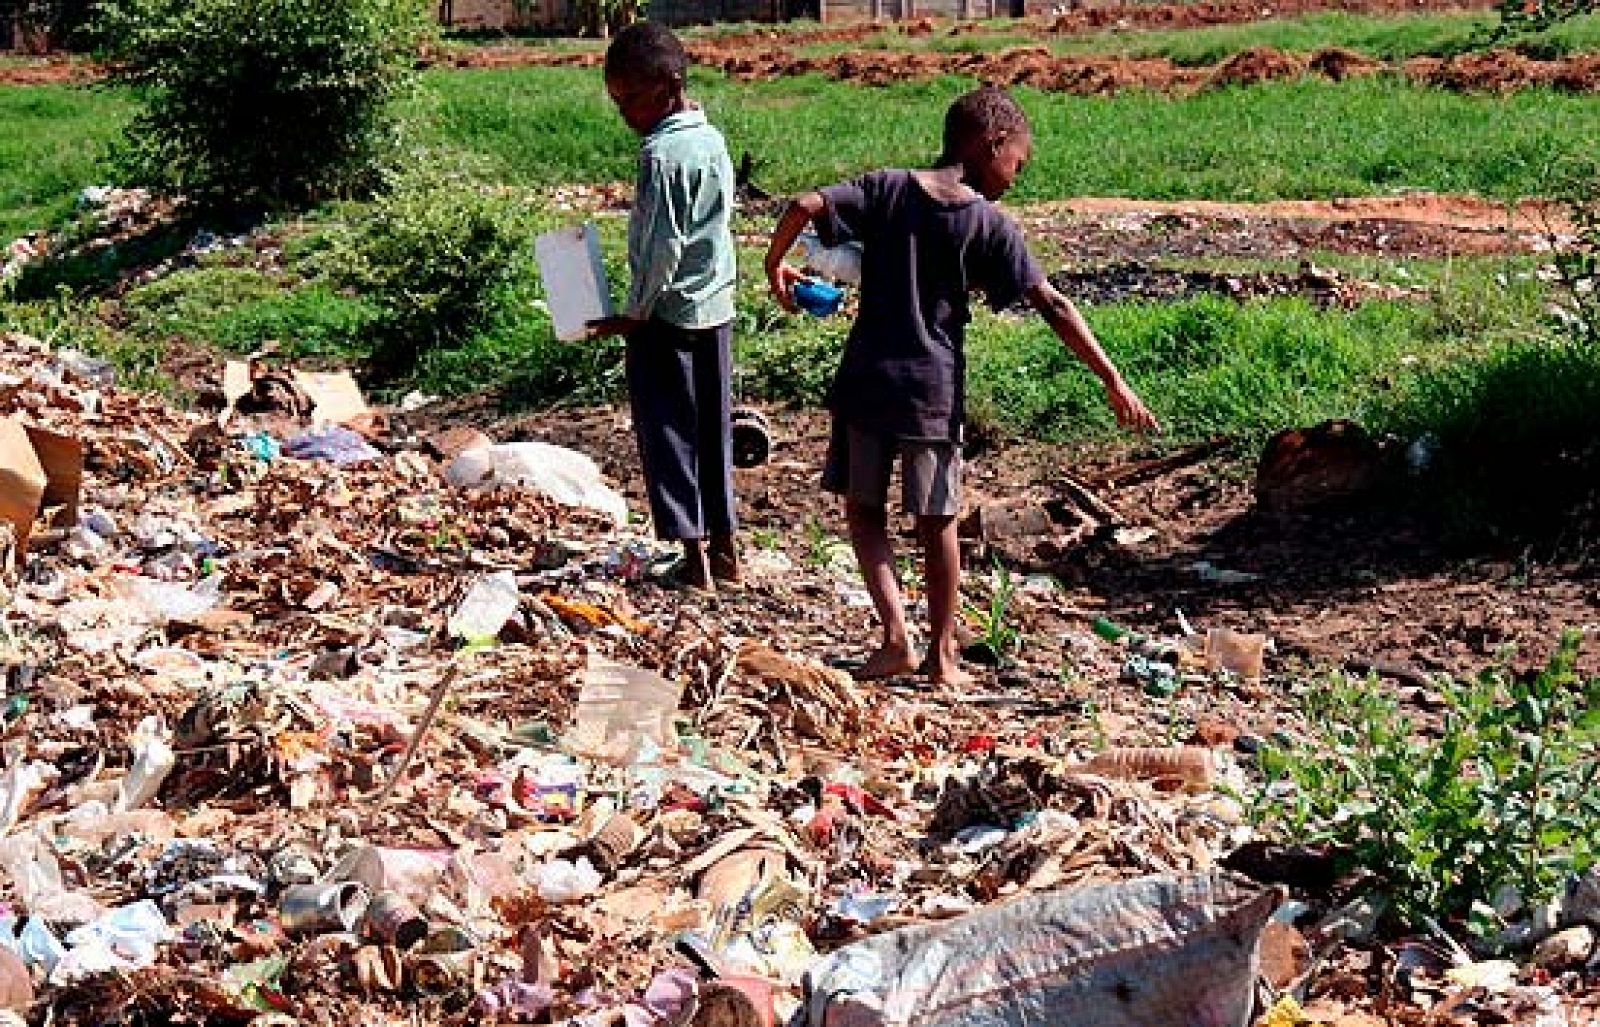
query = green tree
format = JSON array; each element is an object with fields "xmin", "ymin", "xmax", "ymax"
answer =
[{"xmin": 94, "ymin": 0, "xmax": 430, "ymax": 209}]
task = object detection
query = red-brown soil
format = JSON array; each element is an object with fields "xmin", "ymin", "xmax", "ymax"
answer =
[{"xmin": 436, "ymin": 40, "xmax": 1600, "ymax": 96}]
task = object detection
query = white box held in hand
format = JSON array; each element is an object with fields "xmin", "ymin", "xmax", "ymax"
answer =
[{"xmin": 536, "ymin": 223, "xmax": 613, "ymax": 342}]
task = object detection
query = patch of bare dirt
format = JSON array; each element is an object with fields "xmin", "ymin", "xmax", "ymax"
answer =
[
  {"xmin": 1046, "ymin": 260, "xmax": 1417, "ymax": 305},
  {"xmin": 1307, "ymin": 45, "xmax": 1386, "ymax": 80},
  {"xmin": 1018, "ymin": 194, "xmax": 1573, "ymax": 260},
  {"xmin": 704, "ymin": 0, "xmax": 1498, "ymax": 47},
  {"xmin": 435, "ymin": 404, "xmax": 1600, "ymax": 686},
  {"xmin": 1209, "ymin": 45, "xmax": 1309, "ymax": 86},
  {"xmin": 1041, "ymin": 0, "xmax": 1494, "ymax": 35},
  {"xmin": 717, "ymin": 42, "xmax": 1600, "ymax": 95},
  {"xmin": 0, "ymin": 55, "xmax": 94, "ymax": 85}
]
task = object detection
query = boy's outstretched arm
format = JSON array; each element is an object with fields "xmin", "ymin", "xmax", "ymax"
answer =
[
  {"xmin": 764, "ymin": 191, "xmax": 827, "ymax": 313},
  {"xmin": 1025, "ymin": 279, "xmax": 1160, "ymax": 434}
]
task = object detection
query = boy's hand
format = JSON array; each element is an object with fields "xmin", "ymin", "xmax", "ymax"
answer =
[
  {"xmin": 585, "ymin": 315, "xmax": 645, "ymax": 340},
  {"xmin": 1106, "ymin": 378, "xmax": 1160, "ymax": 435},
  {"xmin": 767, "ymin": 262, "xmax": 803, "ymax": 314}
]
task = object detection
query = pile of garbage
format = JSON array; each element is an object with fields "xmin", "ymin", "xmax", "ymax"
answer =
[
  {"xmin": 0, "ymin": 328, "xmax": 1286, "ymax": 1024},
  {"xmin": 3, "ymin": 328, "xmax": 1596, "ymax": 1026}
]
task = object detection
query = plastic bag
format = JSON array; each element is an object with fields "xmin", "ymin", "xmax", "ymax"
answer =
[
  {"xmin": 444, "ymin": 443, "xmax": 628, "ymax": 526},
  {"xmin": 448, "ymin": 570, "xmax": 521, "ymax": 644},
  {"xmin": 798, "ymin": 872, "xmax": 1279, "ymax": 1027},
  {"xmin": 0, "ymin": 834, "xmax": 104, "ymax": 923},
  {"xmin": 282, "ymin": 426, "xmax": 381, "ymax": 466},
  {"xmin": 113, "ymin": 574, "xmax": 222, "ymax": 626},
  {"xmin": 534, "ymin": 858, "xmax": 601, "ymax": 905},
  {"xmin": 563, "ymin": 657, "xmax": 682, "ymax": 766}
]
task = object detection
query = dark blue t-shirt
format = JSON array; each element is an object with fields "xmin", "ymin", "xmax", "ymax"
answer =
[{"xmin": 817, "ymin": 169, "xmax": 1045, "ymax": 442}]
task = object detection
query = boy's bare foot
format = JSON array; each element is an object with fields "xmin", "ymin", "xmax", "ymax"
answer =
[
  {"xmin": 671, "ymin": 540, "xmax": 715, "ymax": 594},
  {"xmin": 856, "ymin": 642, "xmax": 919, "ymax": 680},
  {"xmin": 708, "ymin": 533, "xmax": 743, "ymax": 586},
  {"xmin": 920, "ymin": 654, "xmax": 974, "ymax": 688}
]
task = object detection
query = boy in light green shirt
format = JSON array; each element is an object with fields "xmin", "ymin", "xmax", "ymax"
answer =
[{"xmin": 588, "ymin": 23, "xmax": 741, "ymax": 593}]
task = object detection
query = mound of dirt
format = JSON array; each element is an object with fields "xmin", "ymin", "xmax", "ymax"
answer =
[
  {"xmin": 1049, "ymin": 0, "xmax": 1491, "ymax": 34},
  {"xmin": 1409, "ymin": 48, "xmax": 1541, "ymax": 92},
  {"xmin": 1209, "ymin": 46, "xmax": 1310, "ymax": 87},
  {"xmin": 1307, "ymin": 46, "xmax": 1385, "ymax": 81}
]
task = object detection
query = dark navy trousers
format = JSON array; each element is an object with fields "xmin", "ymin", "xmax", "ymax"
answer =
[{"xmin": 624, "ymin": 319, "xmax": 738, "ymax": 541}]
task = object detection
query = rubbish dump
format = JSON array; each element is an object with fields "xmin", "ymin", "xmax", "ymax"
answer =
[{"xmin": 0, "ymin": 328, "xmax": 1591, "ymax": 1025}]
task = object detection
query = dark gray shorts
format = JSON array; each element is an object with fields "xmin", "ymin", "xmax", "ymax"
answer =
[{"xmin": 822, "ymin": 420, "xmax": 962, "ymax": 517}]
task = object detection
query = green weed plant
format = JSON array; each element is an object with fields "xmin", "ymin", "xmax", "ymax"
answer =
[{"xmin": 1254, "ymin": 630, "xmax": 1600, "ymax": 933}]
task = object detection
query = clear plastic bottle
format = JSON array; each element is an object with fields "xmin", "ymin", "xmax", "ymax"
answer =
[
  {"xmin": 795, "ymin": 232, "xmax": 863, "ymax": 285},
  {"xmin": 447, "ymin": 570, "xmax": 521, "ymax": 644}
]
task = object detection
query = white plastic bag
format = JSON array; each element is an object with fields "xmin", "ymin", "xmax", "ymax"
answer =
[
  {"xmin": 798, "ymin": 872, "xmax": 1279, "ymax": 1027},
  {"xmin": 534, "ymin": 857, "xmax": 601, "ymax": 905},
  {"xmin": 0, "ymin": 835, "xmax": 104, "ymax": 923},
  {"xmin": 444, "ymin": 443, "xmax": 627, "ymax": 526}
]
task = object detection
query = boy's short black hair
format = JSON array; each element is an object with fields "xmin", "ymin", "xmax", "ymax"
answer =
[
  {"xmin": 942, "ymin": 86, "xmax": 1030, "ymax": 157},
  {"xmin": 604, "ymin": 22, "xmax": 688, "ymax": 85}
]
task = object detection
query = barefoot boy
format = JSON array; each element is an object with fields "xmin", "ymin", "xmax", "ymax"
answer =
[
  {"xmin": 588, "ymin": 23, "xmax": 740, "ymax": 592},
  {"xmin": 765, "ymin": 86, "xmax": 1157, "ymax": 685}
]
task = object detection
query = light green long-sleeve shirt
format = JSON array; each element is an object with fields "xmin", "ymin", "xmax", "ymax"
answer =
[{"xmin": 626, "ymin": 108, "xmax": 737, "ymax": 329}]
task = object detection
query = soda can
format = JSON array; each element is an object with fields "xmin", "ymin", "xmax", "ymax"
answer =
[
  {"xmin": 280, "ymin": 881, "xmax": 370, "ymax": 934},
  {"xmin": 361, "ymin": 890, "xmax": 428, "ymax": 949}
]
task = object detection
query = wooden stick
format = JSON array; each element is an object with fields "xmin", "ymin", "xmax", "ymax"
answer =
[
  {"xmin": 1059, "ymin": 473, "xmax": 1125, "ymax": 526},
  {"xmin": 371, "ymin": 666, "xmax": 459, "ymax": 805},
  {"xmin": 1086, "ymin": 436, "xmax": 1234, "ymax": 490}
]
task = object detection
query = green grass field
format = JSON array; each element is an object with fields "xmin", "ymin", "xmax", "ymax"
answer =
[
  {"xmin": 0, "ymin": 85, "xmax": 134, "ymax": 241},
  {"xmin": 5, "ymin": 60, "xmax": 1597, "ymax": 244},
  {"xmin": 427, "ymin": 67, "xmax": 1600, "ymax": 202},
  {"xmin": 0, "ymin": 21, "xmax": 1591, "ymax": 465}
]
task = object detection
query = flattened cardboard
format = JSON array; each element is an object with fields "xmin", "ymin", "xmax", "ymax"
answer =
[
  {"xmin": 292, "ymin": 371, "xmax": 369, "ymax": 428},
  {"xmin": 0, "ymin": 418, "xmax": 46, "ymax": 561},
  {"xmin": 24, "ymin": 424, "xmax": 83, "ymax": 525}
]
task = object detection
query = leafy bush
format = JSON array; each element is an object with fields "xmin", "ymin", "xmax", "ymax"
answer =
[
  {"xmin": 94, "ymin": 0, "xmax": 429, "ymax": 207},
  {"xmin": 1499, "ymin": 0, "xmax": 1595, "ymax": 34},
  {"xmin": 312, "ymin": 161, "xmax": 541, "ymax": 377},
  {"xmin": 1547, "ymin": 172, "xmax": 1600, "ymax": 346},
  {"xmin": 1252, "ymin": 632, "xmax": 1600, "ymax": 933}
]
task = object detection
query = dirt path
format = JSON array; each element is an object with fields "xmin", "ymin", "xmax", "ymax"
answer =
[{"xmin": 15, "ymin": 40, "xmax": 1597, "ymax": 98}]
